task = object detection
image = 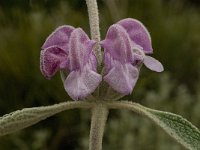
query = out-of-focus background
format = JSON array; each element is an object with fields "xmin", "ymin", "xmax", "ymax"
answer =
[{"xmin": 0, "ymin": 0, "xmax": 200, "ymax": 149}]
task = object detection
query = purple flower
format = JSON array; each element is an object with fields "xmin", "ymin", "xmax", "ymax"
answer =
[
  {"xmin": 101, "ymin": 18, "xmax": 163, "ymax": 95},
  {"xmin": 40, "ymin": 25, "xmax": 102, "ymax": 100}
]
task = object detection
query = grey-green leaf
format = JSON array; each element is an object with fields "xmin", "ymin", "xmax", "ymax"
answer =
[
  {"xmin": 145, "ymin": 108, "xmax": 200, "ymax": 150},
  {"xmin": 108, "ymin": 101, "xmax": 200, "ymax": 150},
  {"xmin": 0, "ymin": 101, "xmax": 91, "ymax": 136}
]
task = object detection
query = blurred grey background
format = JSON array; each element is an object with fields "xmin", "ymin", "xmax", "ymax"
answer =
[{"xmin": 0, "ymin": 0, "xmax": 200, "ymax": 149}]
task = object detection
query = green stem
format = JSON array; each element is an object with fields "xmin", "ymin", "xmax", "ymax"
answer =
[{"xmin": 89, "ymin": 102, "xmax": 109, "ymax": 150}]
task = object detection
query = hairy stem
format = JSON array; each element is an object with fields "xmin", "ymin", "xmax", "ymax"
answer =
[
  {"xmin": 85, "ymin": 0, "xmax": 102, "ymax": 64},
  {"xmin": 106, "ymin": 101, "xmax": 145, "ymax": 115},
  {"xmin": 89, "ymin": 103, "xmax": 109, "ymax": 150}
]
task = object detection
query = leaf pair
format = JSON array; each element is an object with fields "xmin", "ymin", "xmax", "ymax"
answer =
[{"xmin": 1, "ymin": 101, "xmax": 200, "ymax": 150}]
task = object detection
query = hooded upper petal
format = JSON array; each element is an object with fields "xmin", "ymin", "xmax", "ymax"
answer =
[
  {"xmin": 64, "ymin": 28, "xmax": 102, "ymax": 100},
  {"xmin": 101, "ymin": 24, "xmax": 139, "ymax": 94},
  {"xmin": 40, "ymin": 46, "xmax": 67, "ymax": 79},
  {"xmin": 118, "ymin": 18, "xmax": 153, "ymax": 54},
  {"xmin": 40, "ymin": 26, "xmax": 75, "ymax": 79},
  {"xmin": 67, "ymin": 28, "xmax": 96, "ymax": 71},
  {"xmin": 42, "ymin": 25, "xmax": 75, "ymax": 51},
  {"xmin": 101, "ymin": 24, "xmax": 133, "ymax": 64}
]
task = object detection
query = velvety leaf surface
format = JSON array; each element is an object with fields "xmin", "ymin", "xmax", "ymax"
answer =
[
  {"xmin": 109, "ymin": 101, "xmax": 200, "ymax": 150},
  {"xmin": 145, "ymin": 108, "xmax": 200, "ymax": 150},
  {"xmin": 0, "ymin": 102, "xmax": 91, "ymax": 136}
]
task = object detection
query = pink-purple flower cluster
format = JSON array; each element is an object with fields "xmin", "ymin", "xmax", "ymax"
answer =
[{"xmin": 40, "ymin": 18, "xmax": 163, "ymax": 100}]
